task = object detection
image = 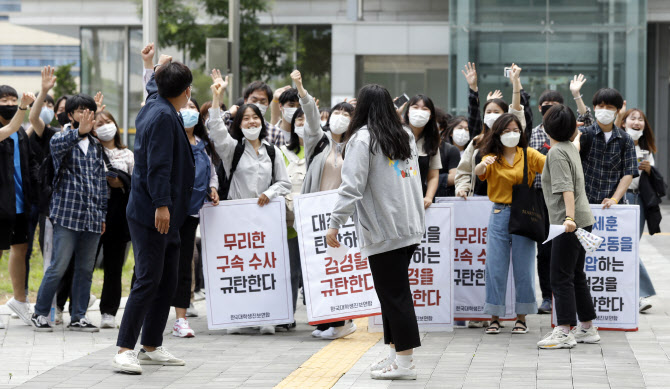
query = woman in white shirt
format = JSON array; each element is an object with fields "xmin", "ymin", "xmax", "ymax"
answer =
[
  {"xmin": 207, "ymin": 81, "xmax": 291, "ymax": 335},
  {"xmin": 620, "ymin": 108, "xmax": 658, "ymax": 312}
]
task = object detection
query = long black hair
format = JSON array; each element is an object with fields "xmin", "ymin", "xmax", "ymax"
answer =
[
  {"xmin": 403, "ymin": 94, "xmax": 440, "ymax": 157},
  {"xmin": 188, "ymin": 98, "xmax": 220, "ymax": 165},
  {"xmin": 444, "ymin": 115, "xmax": 468, "ymax": 144},
  {"xmin": 286, "ymin": 107, "xmax": 304, "ymax": 153},
  {"xmin": 229, "ymin": 104, "xmax": 268, "ymax": 142},
  {"xmin": 482, "ymin": 98, "xmax": 509, "ymax": 132},
  {"xmin": 94, "ymin": 111, "xmax": 126, "ymax": 149},
  {"xmin": 323, "ymin": 101, "xmax": 354, "ymax": 133},
  {"xmin": 345, "ymin": 84, "xmax": 412, "ymax": 161},
  {"xmin": 479, "ymin": 113, "xmax": 526, "ymax": 163}
]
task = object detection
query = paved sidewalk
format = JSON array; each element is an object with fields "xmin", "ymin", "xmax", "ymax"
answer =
[{"xmin": 5, "ymin": 206, "xmax": 670, "ymax": 388}]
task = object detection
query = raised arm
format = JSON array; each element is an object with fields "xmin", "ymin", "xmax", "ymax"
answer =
[
  {"xmin": 207, "ymin": 82, "xmax": 238, "ymax": 173},
  {"xmin": 290, "ymin": 69, "xmax": 324, "ymax": 156},
  {"xmin": 29, "ymin": 66, "xmax": 56, "ymax": 138},
  {"xmin": 50, "ymin": 108, "xmax": 94, "ymax": 162},
  {"xmin": 509, "ymin": 64, "xmax": 526, "ymax": 130},
  {"xmin": 270, "ymin": 85, "xmax": 290, "ymax": 125},
  {"xmin": 462, "ymin": 63, "xmax": 483, "ymax": 137},
  {"xmin": 0, "ymin": 93, "xmax": 35, "ymax": 142},
  {"xmin": 569, "ymin": 74, "xmax": 589, "ymax": 116},
  {"xmin": 141, "ymin": 43, "xmax": 155, "ymax": 100}
]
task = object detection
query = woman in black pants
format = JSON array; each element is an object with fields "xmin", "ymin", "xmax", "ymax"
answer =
[
  {"xmin": 537, "ymin": 105, "xmax": 600, "ymax": 349},
  {"xmin": 327, "ymin": 84, "xmax": 425, "ymax": 380}
]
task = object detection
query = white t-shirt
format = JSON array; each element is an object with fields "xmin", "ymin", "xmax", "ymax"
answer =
[
  {"xmin": 78, "ymin": 137, "xmax": 90, "ymax": 155},
  {"xmin": 628, "ymin": 145, "xmax": 654, "ymax": 191},
  {"xmin": 604, "ymin": 130, "xmax": 613, "ymax": 143}
]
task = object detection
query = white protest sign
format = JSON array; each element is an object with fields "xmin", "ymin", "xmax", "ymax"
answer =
[
  {"xmin": 369, "ymin": 203, "xmax": 455, "ymax": 332},
  {"xmin": 294, "ymin": 190, "xmax": 381, "ymax": 324},
  {"xmin": 199, "ymin": 198, "xmax": 293, "ymax": 329},
  {"xmin": 552, "ymin": 205, "xmax": 639, "ymax": 331},
  {"xmin": 436, "ymin": 197, "xmax": 516, "ymax": 320}
]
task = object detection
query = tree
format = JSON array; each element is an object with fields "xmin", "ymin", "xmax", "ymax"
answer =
[{"xmin": 54, "ymin": 63, "xmax": 78, "ymax": 98}]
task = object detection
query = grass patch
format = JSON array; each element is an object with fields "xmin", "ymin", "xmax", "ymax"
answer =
[{"xmin": 0, "ymin": 227, "xmax": 135, "ymax": 305}]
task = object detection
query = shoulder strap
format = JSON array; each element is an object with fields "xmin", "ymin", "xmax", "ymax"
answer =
[
  {"xmin": 265, "ymin": 144, "xmax": 276, "ymax": 183},
  {"xmin": 522, "ymin": 147, "xmax": 529, "ymax": 185},
  {"xmin": 228, "ymin": 140, "xmax": 246, "ymax": 181},
  {"xmin": 308, "ymin": 134, "xmax": 329, "ymax": 166}
]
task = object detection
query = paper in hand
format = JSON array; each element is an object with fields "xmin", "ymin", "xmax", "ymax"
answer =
[
  {"xmin": 325, "ymin": 243, "xmax": 350, "ymax": 262},
  {"xmin": 575, "ymin": 228, "xmax": 605, "ymax": 253},
  {"xmin": 542, "ymin": 224, "xmax": 567, "ymax": 244}
]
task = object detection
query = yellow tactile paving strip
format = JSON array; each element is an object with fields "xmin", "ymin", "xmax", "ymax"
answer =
[{"xmin": 275, "ymin": 318, "xmax": 382, "ymax": 388}]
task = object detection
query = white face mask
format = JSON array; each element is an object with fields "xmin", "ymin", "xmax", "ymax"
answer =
[
  {"xmin": 595, "ymin": 109, "xmax": 617, "ymax": 125},
  {"xmin": 95, "ymin": 123, "xmax": 117, "ymax": 142},
  {"xmin": 294, "ymin": 126, "xmax": 305, "ymax": 138},
  {"xmin": 408, "ymin": 109, "xmax": 431, "ymax": 128},
  {"xmin": 329, "ymin": 114, "xmax": 350, "ymax": 135},
  {"xmin": 242, "ymin": 126, "xmax": 262, "ymax": 141},
  {"xmin": 282, "ymin": 106, "xmax": 298, "ymax": 123},
  {"xmin": 484, "ymin": 113, "xmax": 502, "ymax": 129},
  {"xmin": 626, "ymin": 128, "xmax": 644, "ymax": 141},
  {"xmin": 500, "ymin": 132, "xmax": 521, "ymax": 148},
  {"xmin": 253, "ymin": 103, "xmax": 268, "ymax": 116},
  {"xmin": 320, "ymin": 120, "xmax": 327, "ymax": 127},
  {"xmin": 452, "ymin": 128, "xmax": 470, "ymax": 146}
]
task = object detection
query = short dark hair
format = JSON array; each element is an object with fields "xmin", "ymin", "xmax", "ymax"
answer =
[
  {"xmin": 539, "ymin": 90, "xmax": 564, "ymax": 105},
  {"xmin": 0, "ymin": 85, "xmax": 18, "ymax": 99},
  {"xmin": 234, "ymin": 97, "xmax": 245, "ymax": 107},
  {"xmin": 155, "ymin": 62, "xmax": 192, "ymax": 98},
  {"xmin": 55, "ymin": 95, "xmax": 70, "ymax": 111},
  {"xmin": 278, "ymin": 88, "xmax": 299, "ymax": 105},
  {"xmin": 543, "ymin": 104, "xmax": 576, "ymax": 142},
  {"xmin": 592, "ymin": 88, "xmax": 623, "ymax": 110},
  {"xmin": 243, "ymin": 81, "xmax": 272, "ymax": 102},
  {"xmin": 65, "ymin": 94, "xmax": 97, "ymax": 115},
  {"xmin": 30, "ymin": 92, "xmax": 55, "ymax": 107},
  {"xmin": 229, "ymin": 104, "xmax": 268, "ymax": 142}
]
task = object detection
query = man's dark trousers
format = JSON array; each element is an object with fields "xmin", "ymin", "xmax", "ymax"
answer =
[{"xmin": 116, "ymin": 218, "xmax": 180, "ymax": 349}]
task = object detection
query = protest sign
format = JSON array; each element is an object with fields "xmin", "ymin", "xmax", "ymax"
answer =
[
  {"xmin": 369, "ymin": 203, "xmax": 455, "ymax": 332},
  {"xmin": 294, "ymin": 190, "xmax": 381, "ymax": 325},
  {"xmin": 199, "ymin": 198, "xmax": 293, "ymax": 330},
  {"xmin": 437, "ymin": 197, "xmax": 517, "ymax": 320},
  {"xmin": 552, "ymin": 205, "xmax": 639, "ymax": 331}
]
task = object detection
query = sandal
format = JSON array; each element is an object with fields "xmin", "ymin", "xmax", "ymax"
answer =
[
  {"xmin": 485, "ymin": 320, "xmax": 501, "ymax": 334},
  {"xmin": 512, "ymin": 320, "xmax": 528, "ymax": 334}
]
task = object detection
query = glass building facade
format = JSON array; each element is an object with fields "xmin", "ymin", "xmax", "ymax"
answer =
[{"xmin": 448, "ymin": 0, "xmax": 647, "ymax": 116}]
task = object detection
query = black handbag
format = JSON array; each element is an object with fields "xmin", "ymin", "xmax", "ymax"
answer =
[{"xmin": 508, "ymin": 147, "xmax": 546, "ymax": 242}]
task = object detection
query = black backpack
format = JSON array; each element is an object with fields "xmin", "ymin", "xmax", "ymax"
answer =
[
  {"xmin": 220, "ymin": 140, "xmax": 276, "ymax": 200},
  {"xmin": 307, "ymin": 134, "xmax": 329, "ymax": 168}
]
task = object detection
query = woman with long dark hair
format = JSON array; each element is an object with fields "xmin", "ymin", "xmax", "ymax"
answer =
[
  {"xmin": 207, "ymin": 80, "xmax": 291, "ymax": 335},
  {"xmin": 474, "ymin": 113, "xmax": 546, "ymax": 335},
  {"xmin": 327, "ymin": 84, "xmax": 424, "ymax": 380},
  {"xmin": 402, "ymin": 95, "xmax": 442, "ymax": 208},
  {"xmin": 170, "ymin": 97, "xmax": 221, "ymax": 338}
]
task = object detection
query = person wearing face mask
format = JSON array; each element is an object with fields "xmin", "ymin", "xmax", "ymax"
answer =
[
  {"xmin": 434, "ymin": 115, "xmax": 462, "ymax": 198},
  {"xmin": 0, "ymin": 87, "xmax": 38, "ymax": 330},
  {"xmin": 474, "ymin": 113, "xmax": 546, "ymax": 335},
  {"xmin": 55, "ymin": 95, "xmax": 70, "ymax": 128},
  {"xmin": 268, "ymin": 87, "xmax": 300, "ymax": 147},
  {"xmin": 401, "ymin": 95, "xmax": 442, "ymax": 209},
  {"xmin": 319, "ymin": 107, "xmax": 330, "ymax": 128},
  {"xmin": 578, "ymin": 88, "xmax": 638, "ymax": 210},
  {"xmin": 455, "ymin": 63, "xmax": 527, "ymax": 200},
  {"xmin": 91, "ymin": 111, "xmax": 134, "ymax": 330},
  {"xmin": 290, "ymin": 69, "xmax": 358, "ymax": 339},
  {"xmin": 619, "ymin": 108, "xmax": 661, "ymax": 313},
  {"xmin": 115, "ymin": 49, "xmax": 195, "ymax": 373},
  {"xmin": 207, "ymin": 78, "xmax": 291, "ymax": 336}
]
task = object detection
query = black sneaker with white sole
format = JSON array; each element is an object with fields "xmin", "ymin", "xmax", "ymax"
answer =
[
  {"xmin": 31, "ymin": 314, "xmax": 53, "ymax": 332},
  {"xmin": 68, "ymin": 318, "xmax": 100, "ymax": 332}
]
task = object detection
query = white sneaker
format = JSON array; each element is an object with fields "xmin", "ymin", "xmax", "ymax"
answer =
[
  {"xmin": 6, "ymin": 297, "xmax": 32, "ymax": 325},
  {"xmin": 55, "ymin": 308, "xmax": 63, "ymax": 325},
  {"xmin": 186, "ymin": 303, "xmax": 198, "ymax": 317},
  {"xmin": 537, "ymin": 327, "xmax": 577, "ymax": 349},
  {"xmin": 193, "ymin": 291, "xmax": 206, "ymax": 301},
  {"xmin": 112, "ymin": 350, "xmax": 142, "ymax": 374},
  {"xmin": 173, "ymin": 318, "xmax": 195, "ymax": 338},
  {"xmin": 639, "ymin": 298, "xmax": 652, "ymax": 313},
  {"xmin": 571, "ymin": 324, "xmax": 600, "ymax": 344},
  {"xmin": 371, "ymin": 361, "xmax": 417, "ymax": 380},
  {"xmin": 370, "ymin": 355, "xmax": 395, "ymax": 371},
  {"xmin": 138, "ymin": 347, "xmax": 185, "ymax": 366},
  {"xmin": 320, "ymin": 321, "xmax": 357, "ymax": 340},
  {"xmin": 227, "ymin": 327, "xmax": 242, "ymax": 335},
  {"xmin": 88, "ymin": 294, "xmax": 96, "ymax": 309},
  {"xmin": 260, "ymin": 325, "xmax": 275, "ymax": 335},
  {"xmin": 100, "ymin": 314, "xmax": 116, "ymax": 329},
  {"xmin": 311, "ymin": 329, "xmax": 323, "ymax": 338}
]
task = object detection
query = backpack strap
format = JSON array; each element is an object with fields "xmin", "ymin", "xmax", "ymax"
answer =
[
  {"xmin": 308, "ymin": 134, "xmax": 329, "ymax": 167},
  {"xmin": 265, "ymin": 143, "xmax": 276, "ymax": 183},
  {"xmin": 228, "ymin": 140, "xmax": 246, "ymax": 180}
]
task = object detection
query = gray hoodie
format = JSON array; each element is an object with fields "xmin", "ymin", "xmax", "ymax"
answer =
[{"xmin": 329, "ymin": 126, "xmax": 425, "ymax": 258}]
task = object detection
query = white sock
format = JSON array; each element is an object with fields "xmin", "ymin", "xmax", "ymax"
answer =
[
  {"xmin": 396, "ymin": 354, "xmax": 413, "ymax": 368},
  {"xmin": 388, "ymin": 347, "xmax": 396, "ymax": 361}
]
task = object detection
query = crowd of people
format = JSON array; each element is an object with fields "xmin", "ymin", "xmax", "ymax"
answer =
[{"xmin": 0, "ymin": 42, "xmax": 664, "ymax": 380}]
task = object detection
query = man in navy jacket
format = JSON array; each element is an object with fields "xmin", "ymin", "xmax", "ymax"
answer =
[{"xmin": 114, "ymin": 46, "xmax": 195, "ymax": 374}]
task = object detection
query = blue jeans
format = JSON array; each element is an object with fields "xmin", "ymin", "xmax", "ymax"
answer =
[
  {"xmin": 35, "ymin": 224, "xmax": 100, "ymax": 321},
  {"xmin": 484, "ymin": 204, "xmax": 537, "ymax": 317},
  {"xmin": 624, "ymin": 192, "xmax": 656, "ymax": 298}
]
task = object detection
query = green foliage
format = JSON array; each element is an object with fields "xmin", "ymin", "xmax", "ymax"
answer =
[{"xmin": 54, "ymin": 63, "xmax": 78, "ymax": 98}]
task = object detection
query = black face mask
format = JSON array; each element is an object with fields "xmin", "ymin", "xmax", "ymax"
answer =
[
  {"xmin": 541, "ymin": 105, "xmax": 552, "ymax": 117},
  {"xmin": 57, "ymin": 112, "xmax": 70, "ymax": 127},
  {"xmin": 0, "ymin": 105, "xmax": 18, "ymax": 120}
]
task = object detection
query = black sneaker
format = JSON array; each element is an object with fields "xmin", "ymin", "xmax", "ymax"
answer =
[
  {"xmin": 31, "ymin": 314, "xmax": 53, "ymax": 332},
  {"xmin": 68, "ymin": 317, "xmax": 100, "ymax": 332}
]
